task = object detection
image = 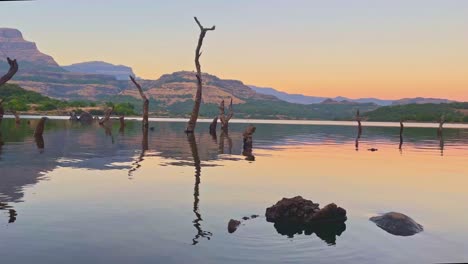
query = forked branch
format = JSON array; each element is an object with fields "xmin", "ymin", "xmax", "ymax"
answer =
[
  {"xmin": 185, "ymin": 17, "xmax": 216, "ymax": 133},
  {"xmin": 0, "ymin": 58, "xmax": 18, "ymax": 86}
]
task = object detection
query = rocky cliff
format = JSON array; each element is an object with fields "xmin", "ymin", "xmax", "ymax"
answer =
[{"xmin": 0, "ymin": 28, "xmax": 62, "ymax": 71}]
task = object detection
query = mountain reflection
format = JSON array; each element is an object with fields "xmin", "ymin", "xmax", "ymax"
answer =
[{"xmin": 0, "ymin": 118, "xmax": 466, "ymax": 211}]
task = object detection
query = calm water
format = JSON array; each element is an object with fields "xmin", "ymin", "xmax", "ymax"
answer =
[{"xmin": 0, "ymin": 117, "xmax": 467, "ymax": 263}]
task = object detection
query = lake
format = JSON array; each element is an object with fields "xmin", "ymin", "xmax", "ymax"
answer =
[{"xmin": 0, "ymin": 117, "xmax": 467, "ymax": 263}]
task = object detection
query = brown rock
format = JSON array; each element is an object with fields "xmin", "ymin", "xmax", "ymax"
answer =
[{"xmin": 228, "ymin": 219, "xmax": 241, "ymax": 233}]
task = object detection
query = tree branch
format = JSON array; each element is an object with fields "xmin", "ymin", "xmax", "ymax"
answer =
[
  {"xmin": 0, "ymin": 58, "xmax": 19, "ymax": 86},
  {"xmin": 130, "ymin": 75, "xmax": 149, "ymax": 128},
  {"xmin": 185, "ymin": 17, "xmax": 215, "ymax": 133}
]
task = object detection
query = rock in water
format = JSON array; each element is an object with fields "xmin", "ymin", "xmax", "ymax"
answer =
[
  {"xmin": 265, "ymin": 196, "xmax": 346, "ymax": 223},
  {"xmin": 265, "ymin": 196, "xmax": 347, "ymax": 243},
  {"xmin": 370, "ymin": 212, "xmax": 423, "ymax": 236},
  {"xmin": 228, "ymin": 219, "xmax": 241, "ymax": 233},
  {"xmin": 78, "ymin": 112, "xmax": 94, "ymax": 123}
]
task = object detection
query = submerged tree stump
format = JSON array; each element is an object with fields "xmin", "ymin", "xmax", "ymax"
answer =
[
  {"xmin": 185, "ymin": 17, "xmax": 216, "ymax": 133},
  {"xmin": 34, "ymin": 117, "xmax": 47, "ymax": 137},
  {"xmin": 99, "ymin": 106, "xmax": 114, "ymax": 125},
  {"xmin": 242, "ymin": 125, "xmax": 256, "ymax": 160},
  {"xmin": 209, "ymin": 116, "xmax": 218, "ymax": 136},
  {"xmin": 219, "ymin": 98, "xmax": 233, "ymax": 134}
]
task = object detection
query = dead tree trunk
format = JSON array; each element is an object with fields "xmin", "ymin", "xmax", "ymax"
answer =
[
  {"xmin": 356, "ymin": 109, "xmax": 362, "ymax": 138},
  {"xmin": 99, "ymin": 106, "xmax": 114, "ymax": 125},
  {"xmin": 437, "ymin": 115, "xmax": 445, "ymax": 137},
  {"xmin": 119, "ymin": 115, "xmax": 125, "ymax": 134},
  {"xmin": 34, "ymin": 117, "xmax": 47, "ymax": 137},
  {"xmin": 209, "ymin": 116, "xmax": 218, "ymax": 135},
  {"xmin": 130, "ymin": 76, "xmax": 149, "ymax": 128},
  {"xmin": 0, "ymin": 58, "xmax": 18, "ymax": 127},
  {"xmin": 0, "ymin": 58, "xmax": 18, "ymax": 86},
  {"xmin": 242, "ymin": 125, "xmax": 256, "ymax": 161},
  {"xmin": 0, "ymin": 99, "xmax": 4, "ymax": 126},
  {"xmin": 185, "ymin": 17, "xmax": 216, "ymax": 133},
  {"xmin": 399, "ymin": 120, "xmax": 404, "ymax": 150},
  {"xmin": 219, "ymin": 98, "xmax": 233, "ymax": 134}
]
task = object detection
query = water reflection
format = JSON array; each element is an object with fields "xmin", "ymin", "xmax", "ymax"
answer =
[
  {"xmin": 187, "ymin": 133, "xmax": 213, "ymax": 245},
  {"xmin": 128, "ymin": 126, "xmax": 149, "ymax": 177},
  {"xmin": 272, "ymin": 220, "xmax": 347, "ymax": 245}
]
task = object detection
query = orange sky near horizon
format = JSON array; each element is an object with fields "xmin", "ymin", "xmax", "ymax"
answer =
[{"xmin": 1, "ymin": 0, "xmax": 467, "ymax": 101}]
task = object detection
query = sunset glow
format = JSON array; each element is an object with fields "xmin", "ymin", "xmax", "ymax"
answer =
[{"xmin": 2, "ymin": 0, "xmax": 467, "ymax": 100}]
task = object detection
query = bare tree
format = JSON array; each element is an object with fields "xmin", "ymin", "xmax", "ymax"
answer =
[
  {"xmin": 219, "ymin": 98, "xmax": 234, "ymax": 134},
  {"xmin": 0, "ymin": 58, "xmax": 19, "ymax": 126},
  {"xmin": 185, "ymin": 17, "xmax": 216, "ymax": 133},
  {"xmin": 130, "ymin": 76, "xmax": 149, "ymax": 128},
  {"xmin": 99, "ymin": 106, "xmax": 114, "ymax": 125},
  {"xmin": 0, "ymin": 58, "xmax": 18, "ymax": 87}
]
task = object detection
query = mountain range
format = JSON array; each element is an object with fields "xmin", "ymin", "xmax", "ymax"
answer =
[
  {"xmin": 0, "ymin": 27, "xmax": 461, "ymax": 120},
  {"xmin": 249, "ymin": 85, "xmax": 455, "ymax": 106}
]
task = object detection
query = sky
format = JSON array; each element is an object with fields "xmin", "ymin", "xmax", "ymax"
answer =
[{"xmin": 1, "ymin": 0, "xmax": 468, "ymax": 100}]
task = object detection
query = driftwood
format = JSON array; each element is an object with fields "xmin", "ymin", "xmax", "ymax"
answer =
[
  {"xmin": 243, "ymin": 125, "xmax": 256, "ymax": 161},
  {"xmin": 209, "ymin": 116, "xmax": 218, "ymax": 136},
  {"xmin": 34, "ymin": 117, "xmax": 47, "ymax": 137},
  {"xmin": 219, "ymin": 98, "xmax": 233, "ymax": 134},
  {"xmin": 130, "ymin": 76, "xmax": 149, "ymax": 128},
  {"xmin": 0, "ymin": 57, "xmax": 18, "ymax": 87},
  {"xmin": 185, "ymin": 17, "xmax": 216, "ymax": 133},
  {"xmin": 187, "ymin": 133, "xmax": 212, "ymax": 244},
  {"xmin": 99, "ymin": 106, "xmax": 114, "ymax": 125}
]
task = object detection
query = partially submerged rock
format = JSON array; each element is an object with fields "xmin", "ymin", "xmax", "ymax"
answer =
[
  {"xmin": 265, "ymin": 196, "xmax": 346, "ymax": 223},
  {"xmin": 265, "ymin": 196, "xmax": 347, "ymax": 244},
  {"xmin": 370, "ymin": 212, "xmax": 423, "ymax": 236},
  {"xmin": 228, "ymin": 219, "xmax": 241, "ymax": 233},
  {"xmin": 78, "ymin": 112, "xmax": 94, "ymax": 123}
]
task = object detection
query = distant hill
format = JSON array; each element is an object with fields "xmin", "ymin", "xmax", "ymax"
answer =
[
  {"xmin": 364, "ymin": 102, "xmax": 468, "ymax": 122},
  {"xmin": 391, "ymin": 97, "xmax": 455, "ymax": 105},
  {"xmin": 250, "ymin": 85, "xmax": 393, "ymax": 106},
  {"xmin": 62, "ymin": 61, "xmax": 137, "ymax": 80}
]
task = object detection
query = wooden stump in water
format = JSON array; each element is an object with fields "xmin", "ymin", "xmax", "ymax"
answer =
[{"xmin": 34, "ymin": 117, "xmax": 47, "ymax": 137}]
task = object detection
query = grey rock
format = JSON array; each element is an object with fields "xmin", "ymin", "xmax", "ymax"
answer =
[{"xmin": 370, "ymin": 212, "xmax": 423, "ymax": 236}]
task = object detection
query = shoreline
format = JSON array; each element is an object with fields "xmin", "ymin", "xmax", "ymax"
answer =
[{"xmin": 3, "ymin": 115, "xmax": 468, "ymax": 129}]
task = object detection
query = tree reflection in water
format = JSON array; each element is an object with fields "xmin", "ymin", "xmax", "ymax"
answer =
[
  {"xmin": 0, "ymin": 202, "xmax": 17, "ymax": 224},
  {"xmin": 128, "ymin": 126, "xmax": 149, "ymax": 177},
  {"xmin": 187, "ymin": 133, "xmax": 213, "ymax": 245}
]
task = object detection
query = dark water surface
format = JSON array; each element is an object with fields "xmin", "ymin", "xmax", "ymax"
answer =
[{"xmin": 0, "ymin": 118, "xmax": 467, "ymax": 263}]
